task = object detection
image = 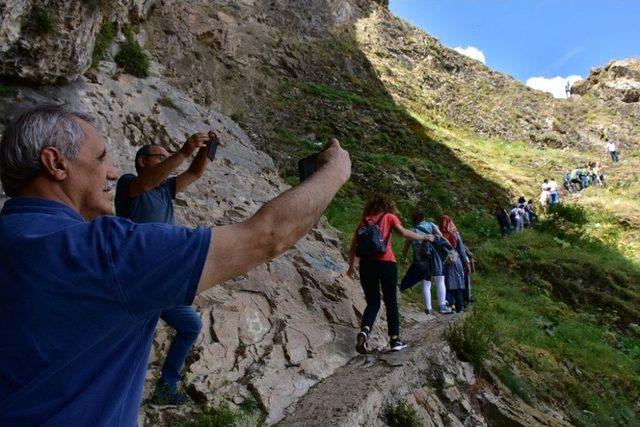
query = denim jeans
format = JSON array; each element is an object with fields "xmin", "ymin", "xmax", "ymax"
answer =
[
  {"xmin": 580, "ymin": 175, "xmax": 588, "ymax": 190},
  {"xmin": 160, "ymin": 306, "xmax": 202, "ymax": 389},
  {"xmin": 610, "ymin": 151, "xmax": 619, "ymax": 162}
]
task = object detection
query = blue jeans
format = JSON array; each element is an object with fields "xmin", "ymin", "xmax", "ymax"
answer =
[
  {"xmin": 160, "ymin": 306, "xmax": 202, "ymax": 390},
  {"xmin": 610, "ymin": 151, "xmax": 619, "ymax": 162},
  {"xmin": 580, "ymin": 175, "xmax": 588, "ymax": 190}
]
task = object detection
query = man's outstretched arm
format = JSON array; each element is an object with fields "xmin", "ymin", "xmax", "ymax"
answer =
[
  {"xmin": 176, "ymin": 131, "xmax": 223, "ymax": 193},
  {"xmin": 197, "ymin": 139, "xmax": 351, "ymax": 293},
  {"xmin": 129, "ymin": 133, "xmax": 209, "ymax": 198}
]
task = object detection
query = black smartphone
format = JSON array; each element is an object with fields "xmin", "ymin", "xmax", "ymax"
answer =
[
  {"xmin": 207, "ymin": 134, "xmax": 220, "ymax": 161},
  {"xmin": 298, "ymin": 152, "xmax": 319, "ymax": 181}
]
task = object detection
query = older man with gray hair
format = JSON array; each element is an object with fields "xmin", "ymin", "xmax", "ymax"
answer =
[{"xmin": 0, "ymin": 105, "xmax": 351, "ymax": 426}]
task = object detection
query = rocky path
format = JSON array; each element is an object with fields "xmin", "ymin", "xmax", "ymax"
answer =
[
  {"xmin": 278, "ymin": 308, "xmax": 574, "ymax": 427},
  {"xmin": 278, "ymin": 311, "xmax": 477, "ymax": 426}
]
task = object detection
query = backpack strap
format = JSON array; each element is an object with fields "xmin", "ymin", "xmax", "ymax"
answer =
[
  {"xmin": 373, "ymin": 212, "xmax": 387, "ymax": 226},
  {"xmin": 373, "ymin": 213, "xmax": 392, "ymax": 246}
]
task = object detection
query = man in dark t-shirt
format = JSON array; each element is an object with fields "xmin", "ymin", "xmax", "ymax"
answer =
[{"xmin": 115, "ymin": 134, "xmax": 220, "ymax": 404}]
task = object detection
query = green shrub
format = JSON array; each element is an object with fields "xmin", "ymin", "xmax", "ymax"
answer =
[
  {"xmin": 547, "ymin": 203, "xmax": 588, "ymax": 227},
  {"xmin": 0, "ymin": 84, "xmax": 10, "ymax": 96},
  {"xmin": 91, "ymin": 21, "xmax": 117, "ymax": 67},
  {"xmin": 384, "ymin": 399, "xmax": 421, "ymax": 427},
  {"xmin": 495, "ymin": 366, "xmax": 535, "ymax": 403},
  {"xmin": 29, "ymin": 6, "xmax": 57, "ymax": 35},
  {"xmin": 82, "ymin": 0, "xmax": 114, "ymax": 13},
  {"xmin": 448, "ymin": 310, "xmax": 492, "ymax": 367},
  {"xmin": 157, "ymin": 94, "xmax": 184, "ymax": 115},
  {"xmin": 177, "ymin": 403, "xmax": 239, "ymax": 427},
  {"xmin": 114, "ymin": 37, "xmax": 149, "ymax": 78}
]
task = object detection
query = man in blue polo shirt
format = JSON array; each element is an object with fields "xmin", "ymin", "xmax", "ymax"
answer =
[
  {"xmin": 0, "ymin": 106, "xmax": 351, "ymax": 426},
  {"xmin": 114, "ymin": 135, "xmax": 221, "ymax": 405}
]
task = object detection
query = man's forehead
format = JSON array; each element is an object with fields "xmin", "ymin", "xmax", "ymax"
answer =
[
  {"xmin": 77, "ymin": 119, "xmax": 104, "ymax": 150},
  {"xmin": 148, "ymin": 145, "xmax": 168, "ymax": 154}
]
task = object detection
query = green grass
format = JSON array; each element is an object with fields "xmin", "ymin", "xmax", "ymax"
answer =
[
  {"xmin": 82, "ymin": 0, "xmax": 114, "ymax": 12},
  {"xmin": 157, "ymin": 93, "xmax": 184, "ymax": 115},
  {"xmin": 450, "ymin": 223, "xmax": 640, "ymax": 426},
  {"xmin": 384, "ymin": 399, "xmax": 421, "ymax": 427},
  {"xmin": 29, "ymin": 6, "xmax": 57, "ymax": 35},
  {"xmin": 259, "ymin": 31, "xmax": 640, "ymax": 425},
  {"xmin": 114, "ymin": 36, "xmax": 149, "ymax": 78},
  {"xmin": 91, "ymin": 21, "xmax": 117, "ymax": 68},
  {"xmin": 448, "ymin": 309, "xmax": 492, "ymax": 367},
  {"xmin": 176, "ymin": 400, "xmax": 264, "ymax": 427}
]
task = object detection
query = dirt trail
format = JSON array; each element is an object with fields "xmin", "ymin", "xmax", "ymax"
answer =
[
  {"xmin": 278, "ymin": 311, "xmax": 464, "ymax": 426},
  {"xmin": 278, "ymin": 308, "xmax": 573, "ymax": 427}
]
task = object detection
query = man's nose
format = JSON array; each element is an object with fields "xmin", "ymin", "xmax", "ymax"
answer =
[{"xmin": 107, "ymin": 162, "xmax": 119, "ymax": 180}]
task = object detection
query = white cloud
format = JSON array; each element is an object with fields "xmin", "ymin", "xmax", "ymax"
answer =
[
  {"xmin": 525, "ymin": 75, "xmax": 583, "ymax": 99},
  {"xmin": 453, "ymin": 46, "xmax": 486, "ymax": 64}
]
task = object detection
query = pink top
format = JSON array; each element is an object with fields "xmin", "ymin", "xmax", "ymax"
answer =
[{"xmin": 357, "ymin": 212, "xmax": 401, "ymax": 263}]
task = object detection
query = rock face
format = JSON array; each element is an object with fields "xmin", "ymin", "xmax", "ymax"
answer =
[
  {"xmin": 137, "ymin": 0, "xmax": 639, "ymax": 153},
  {"xmin": 0, "ymin": 65, "xmax": 382, "ymax": 424},
  {"xmin": 0, "ymin": 1, "xmax": 102, "ymax": 83},
  {"xmin": 572, "ymin": 58, "xmax": 640, "ymax": 103},
  {"xmin": 0, "ymin": 0, "xmax": 159, "ymax": 84}
]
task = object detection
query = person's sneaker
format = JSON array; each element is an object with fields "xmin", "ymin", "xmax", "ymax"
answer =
[
  {"xmin": 424, "ymin": 308, "xmax": 432, "ymax": 315},
  {"xmin": 355, "ymin": 330, "xmax": 370, "ymax": 354},
  {"xmin": 439, "ymin": 304, "xmax": 453, "ymax": 314},
  {"xmin": 151, "ymin": 380, "xmax": 190, "ymax": 405},
  {"xmin": 390, "ymin": 338, "xmax": 408, "ymax": 351}
]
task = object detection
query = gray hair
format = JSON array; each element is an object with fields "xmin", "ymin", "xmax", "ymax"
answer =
[{"xmin": 0, "ymin": 105, "xmax": 94, "ymax": 197}]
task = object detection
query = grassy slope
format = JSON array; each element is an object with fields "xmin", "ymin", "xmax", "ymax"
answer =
[
  {"xmin": 269, "ymin": 57, "xmax": 640, "ymax": 423},
  {"xmin": 227, "ymin": 12, "xmax": 640, "ymax": 421}
]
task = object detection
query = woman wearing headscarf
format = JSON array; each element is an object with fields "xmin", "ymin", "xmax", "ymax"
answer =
[{"xmin": 439, "ymin": 215, "xmax": 471, "ymax": 312}]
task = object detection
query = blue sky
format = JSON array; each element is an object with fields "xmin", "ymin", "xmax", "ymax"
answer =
[{"xmin": 389, "ymin": 0, "xmax": 640, "ymax": 98}]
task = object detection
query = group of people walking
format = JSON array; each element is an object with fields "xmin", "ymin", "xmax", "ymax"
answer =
[
  {"xmin": 346, "ymin": 194, "xmax": 474, "ymax": 354},
  {"xmin": 563, "ymin": 161, "xmax": 607, "ymax": 193},
  {"xmin": 494, "ymin": 196, "xmax": 537, "ymax": 236}
]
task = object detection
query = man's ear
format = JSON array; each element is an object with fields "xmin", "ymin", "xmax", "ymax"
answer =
[
  {"xmin": 136, "ymin": 156, "xmax": 146, "ymax": 171},
  {"xmin": 40, "ymin": 146, "xmax": 68, "ymax": 181}
]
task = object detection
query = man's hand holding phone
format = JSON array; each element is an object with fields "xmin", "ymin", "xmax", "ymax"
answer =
[
  {"xmin": 298, "ymin": 138, "xmax": 350, "ymax": 184},
  {"xmin": 206, "ymin": 130, "xmax": 224, "ymax": 161}
]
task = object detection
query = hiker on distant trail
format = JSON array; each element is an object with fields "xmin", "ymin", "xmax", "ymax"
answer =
[
  {"xmin": 548, "ymin": 178, "xmax": 560, "ymax": 204},
  {"xmin": 495, "ymin": 205, "xmax": 512, "ymax": 236},
  {"xmin": 539, "ymin": 187, "xmax": 551, "ymax": 211},
  {"xmin": 347, "ymin": 194, "xmax": 434, "ymax": 354},
  {"xmin": 114, "ymin": 135, "xmax": 224, "ymax": 405},
  {"xmin": 562, "ymin": 172, "xmax": 574, "ymax": 194},
  {"xmin": 463, "ymin": 248, "xmax": 475, "ymax": 306},
  {"xmin": 565, "ymin": 81, "xmax": 571, "ymax": 98},
  {"xmin": 606, "ymin": 139, "xmax": 619, "ymax": 163},
  {"xmin": 399, "ymin": 211, "xmax": 452, "ymax": 316},
  {"xmin": 517, "ymin": 196, "xmax": 530, "ymax": 226},
  {"xmin": 541, "ymin": 179, "xmax": 550, "ymax": 192},
  {"xmin": 526, "ymin": 199, "xmax": 537, "ymax": 223},
  {"xmin": 439, "ymin": 215, "xmax": 470, "ymax": 312},
  {"xmin": 570, "ymin": 167, "xmax": 586, "ymax": 191},
  {"xmin": 509, "ymin": 204, "xmax": 525, "ymax": 232},
  {"xmin": 594, "ymin": 161, "xmax": 606, "ymax": 186}
]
